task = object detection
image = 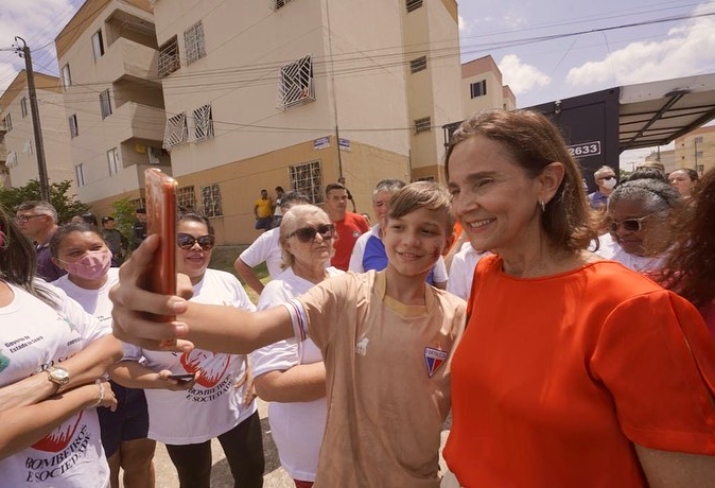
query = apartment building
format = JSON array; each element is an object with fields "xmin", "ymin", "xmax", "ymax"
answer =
[
  {"xmin": 0, "ymin": 71, "xmax": 74, "ymax": 191},
  {"xmin": 674, "ymin": 125, "xmax": 715, "ymax": 176},
  {"xmin": 55, "ymin": 0, "xmax": 169, "ymax": 217},
  {"xmin": 462, "ymin": 55, "xmax": 516, "ymax": 115}
]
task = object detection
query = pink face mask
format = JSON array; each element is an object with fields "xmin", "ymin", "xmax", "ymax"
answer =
[{"xmin": 63, "ymin": 248, "xmax": 111, "ymax": 281}]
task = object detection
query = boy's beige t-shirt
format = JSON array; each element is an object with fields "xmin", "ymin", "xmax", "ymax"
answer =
[{"xmin": 285, "ymin": 270, "xmax": 466, "ymax": 488}]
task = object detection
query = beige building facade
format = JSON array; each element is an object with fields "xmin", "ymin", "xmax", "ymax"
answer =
[
  {"xmin": 55, "ymin": 0, "xmax": 170, "ymax": 218},
  {"xmin": 461, "ymin": 55, "xmax": 516, "ymax": 116},
  {"xmin": 674, "ymin": 125, "xmax": 715, "ymax": 176},
  {"xmin": 0, "ymin": 71, "xmax": 74, "ymax": 192}
]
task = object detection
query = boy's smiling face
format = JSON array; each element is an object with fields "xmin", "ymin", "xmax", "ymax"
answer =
[{"xmin": 383, "ymin": 207, "xmax": 449, "ymax": 279}]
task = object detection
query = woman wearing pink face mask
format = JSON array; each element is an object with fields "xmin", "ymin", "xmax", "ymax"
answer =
[{"xmin": 50, "ymin": 223, "xmax": 157, "ymax": 488}]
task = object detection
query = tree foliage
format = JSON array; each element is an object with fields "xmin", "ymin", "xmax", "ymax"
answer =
[
  {"xmin": 108, "ymin": 197, "xmax": 135, "ymax": 240},
  {"xmin": 0, "ymin": 179, "xmax": 90, "ymax": 223}
]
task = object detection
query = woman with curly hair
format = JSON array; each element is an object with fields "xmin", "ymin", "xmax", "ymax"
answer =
[{"xmin": 660, "ymin": 167, "xmax": 715, "ymax": 336}]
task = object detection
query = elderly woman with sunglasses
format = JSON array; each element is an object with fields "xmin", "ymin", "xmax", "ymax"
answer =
[
  {"xmin": 603, "ymin": 176, "xmax": 682, "ymax": 274},
  {"xmin": 252, "ymin": 205, "xmax": 342, "ymax": 488},
  {"xmin": 109, "ymin": 212, "xmax": 264, "ymax": 488}
]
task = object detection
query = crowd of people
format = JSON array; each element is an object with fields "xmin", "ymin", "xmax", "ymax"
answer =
[{"xmin": 1, "ymin": 108, "xmax": 714, "ymax": 487}]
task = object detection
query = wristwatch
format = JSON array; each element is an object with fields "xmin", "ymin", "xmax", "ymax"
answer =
[{"xmin": 45, "ymin": 366, "xmax": 70, "ymax": 387}]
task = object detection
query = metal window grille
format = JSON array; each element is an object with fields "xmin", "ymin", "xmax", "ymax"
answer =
[
  {"xmin": 184, "ymin": 22, "xmax": 206, "ymax": 66},
  {"xmin": 6, "ymin": 151, "xmax": 17, "ymax": 168},
  {"xmin": 20, "ymin": 97, "xmax": 28, "ymax": 118},
  {"xmin": 69, "ymin": 114, "xmax": 79, "ymax": 138},
  {"xmin": 163, "ymin": 112, "xmax": 188, "ymax": 149},
  {"xmin": 4, "ymin": 114, "xmax": 12, "ymax": 132},
  {"xmin": 289, "ymin": 160, "xmax": 322, "ymax": 204},
  {"xmin": 107, "ymin": 147, "xmax": 120, "ymax": 176},
  {"xmin": 410, "ymin": 56, "xmax": 427, "ymax": 74},
  {"xmin": 275, "ymin": 0, "xmax": 295, "ymax": 9},
  {"xmin": 470, "ymin": 80, "xmax": 487, "ymax": 98},
  {"xmin": 24, "ymin": 140, "xmax": 33, "ymax": 155},
  {"xmin": 75, "ymin": 164, "xmax": 85, "ymax": 187},
  {"xmin": 192, "ymin": 104, "xmax": 214, "ymax": 141},
  {"xmin": 158, "ymin": 36, "xmax": 180, "ymax": 78},
  {"xmin": 201, "ymin": 183, "xmax": 223, "ymax": 218},
  {"xmin": 177, "ymin": 186, "xmax": 196, "ymax": 211},
  {"xmin": 277, "ymin": 55, "xmax": 315, "ymax": 109},
  {"xmin": 414, "ymin": 116, "xmax": 431, "ymax": 134},
  {"xmin": 406, "ymin": 0, "xmax": 423, "ymax": 13},
  {"xmin": 99, "ymin": 90, "xmax": 112, "ymax": 119}
]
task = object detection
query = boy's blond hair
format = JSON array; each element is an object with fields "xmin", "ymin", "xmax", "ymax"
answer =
[{"xmin": 387, "ymin": 181, "xmax": 454, "ymax": 232}]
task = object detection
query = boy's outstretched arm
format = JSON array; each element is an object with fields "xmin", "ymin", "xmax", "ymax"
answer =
[{"xmin": 111, "ymin": 235, "xmax": 293, "ymax": 353}]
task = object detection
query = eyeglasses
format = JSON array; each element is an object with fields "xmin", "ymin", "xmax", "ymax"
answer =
[
  {"xmin": 598, "ymin": 175, "xmax": 616, "ymax": 181},
  {"xmin": 15, "ymin": 214, "xmax": 44, "ymax": 224},
  {"xmin": 287, "ymin": 224, "xmax": 336, "ymax": 243},
  {"xmin": 609, "ymin": 214, "xmax": 653, "ymax": 233},
  {"xmin": 177, "ymin": 233, "xmax": 216, "ymax": 251}
]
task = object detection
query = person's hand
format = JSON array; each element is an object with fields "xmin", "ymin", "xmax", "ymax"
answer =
[
  {"xmin": 91, "ymin": 381, "xmax": 118, "ymax": 412},
  {"xmin": 156, "ymin": 370, "xmax": 200, "ymax": 391},
  {"xmin": 110, "ymin": 235, "xmax": 193, "ymax": 352},
  {"xmin": 234, "ymin": 358, "xmax": 257, "ymax": 407}
]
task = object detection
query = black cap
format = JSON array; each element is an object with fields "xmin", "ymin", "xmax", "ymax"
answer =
[
  {"xmin": 135, "ymin": 207, "xmax": 146, "ymax": 214},
  {"xmin": 101, "ymin": 216, "xmax": 114, "ymax": 223}
]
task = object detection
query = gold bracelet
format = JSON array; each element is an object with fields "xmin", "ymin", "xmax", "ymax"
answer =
[{"xmin": 93, "ymin": 380, "xmax": 105, "ymax": 407}]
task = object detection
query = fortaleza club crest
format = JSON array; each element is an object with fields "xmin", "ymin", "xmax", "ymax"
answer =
[{"xmin": 424, "ymin": 347, "xmax": 447, "ymax": 378}]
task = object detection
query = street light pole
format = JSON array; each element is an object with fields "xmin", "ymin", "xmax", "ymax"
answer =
[{"xmin": 15, "ymin": 36, "xmax": 51, "ymax": 202}]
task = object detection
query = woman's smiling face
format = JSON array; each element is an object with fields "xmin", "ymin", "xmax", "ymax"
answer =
[{"xmin": 176, "ymin": 220, "xmax": 212, "ymax": 283}]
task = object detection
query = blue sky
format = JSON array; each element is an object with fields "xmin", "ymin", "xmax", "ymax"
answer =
[{"xmin": 2, "ymin": 0, "xmax": 715, "ymax": 165}]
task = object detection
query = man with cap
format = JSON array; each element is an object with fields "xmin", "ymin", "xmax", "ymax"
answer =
[
  {"xmin": 130, "ymin": 207, "xmax": 147, "ymax": 250},
  {"xmin": 102, "ymin": 216, "xmax": 128, "ymax": 266}
]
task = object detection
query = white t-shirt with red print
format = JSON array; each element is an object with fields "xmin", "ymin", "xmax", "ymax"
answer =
[
  {"xmin": 123, "ymin": 269, "xmax": 257, "ymax": 445},
  {"xmin": 0, "ymin": 282, "xmax": 110, "ymax": 487}
]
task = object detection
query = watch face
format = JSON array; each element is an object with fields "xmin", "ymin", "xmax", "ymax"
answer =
[{"xmin": 48, "ymin": 367, "xmax": 70, "ymax": 385}]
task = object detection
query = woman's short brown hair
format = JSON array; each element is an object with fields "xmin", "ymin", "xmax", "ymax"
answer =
[{"xmin": 445, "ymin": 109, "xmax": 597, "ymax": 252}]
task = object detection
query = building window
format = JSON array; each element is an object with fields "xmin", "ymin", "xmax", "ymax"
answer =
[
  {"xmin": 6, "ymin": 151, "xmax": 18, "ymax": 168},
  {"xmin": 24, "ymin": 140, "xmax": 33, "ymax": 155},
  {"xmin": 184, "ymin": 21, "xmax": 206, "ymax": 66},
  {"xmin": 470, "ymin": 80, "xmax": 487, "ymax": 98},
  {"xmin": 416, "ymin": 175, "xmax": 435, "ymax": 182},
  {"xmin": 201, "ymin": 183, "xmax": 223, "ymax": 218},
  {"xmin": 99, "ymin": 90, "xmax": 112, "ymax": 119},
  {"xmin": 414, "ymin": 116, "xmax": 431, "ymax": 134},
  {"xmin": 3, "ymin": 114, "xmax": 12, "ymax": 132},
  {"xmin": 158, "ymin": 36, "xmax": 180, "ymax": 78},
  {"xmin": 61, "ymin": 64, "xmax": 72, "ymax": 89},
  {"xmin": 278, "ymin": 54, "xmax": 314, "ymax": 109},
  {"xmin": 406, "ymin": 0, "xmax": 423, "ymax": 13},
  {"xmin": 75, "ymin": 164, "xmax": 85, "ymax": 187},
  {"xmin": 147, "ymin": 146, "xmax": 162, "ymax": 165},
  {"xmin": 177, "ymin": 185, "xmax": 196, "ymax": 211},
  {"xmin": 163, "ymin": 112, "xmax": 188, "ymax": 149},
  {"xmin": 107, "ymin": 147, "xmax": 120, "ymax": 176},
  {"xmin": 92, "ymin": 30, "xmax": 105, "ymax": 61},
  {"xmin": 69, "ymin": 114, "xmax": 79, "ymax": 138},
  {"xmin": 192, "ymin": 104, "xmax": 214, "ymax": 141},
  {"xmin": 20, "ymin": 97, "xmax": 28, "ymax": 118},
  {"xmin": 289, "ymin": 160, "xmax": 322, "ymax": 204},
  {"xmin": 275, "ymin": 0, "xmax": 295, "ymax": 9},
  {"xmin": 410, "ymin": 56, "xmax": 427, "ymax": 74}
]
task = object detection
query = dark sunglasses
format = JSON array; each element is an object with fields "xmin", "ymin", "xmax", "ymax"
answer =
[
  {"xmin": 177, "ymin": 233, "xmax": 216, "ymax": 250},
  {"xmin": 609, "ymin": 215, "xmax": 652, "ymax": 233},
  {"xmin": 287, "ymin": 224, "xmax": 336, "ymax": 243}
]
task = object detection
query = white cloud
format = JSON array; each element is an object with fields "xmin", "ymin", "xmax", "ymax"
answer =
[
  {"xmin": 498, "ymin": 54, "xmax": 551, "ymax": 94},
  {"xmin": 566, "ymin": 2, "xmax": 715, "ymax": 87}
]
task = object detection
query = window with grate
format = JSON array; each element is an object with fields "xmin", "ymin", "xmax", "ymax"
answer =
[
  {"xmin": 277, "ymin": 54, "xmax": 315, "ymax": 109},
  {"xmin": 61, "ymin": 64, "xmax": 72, "ymax": 89},
  {"xmin": 99, "ymin": 90, "xmax": 112, "ymax": 119},
  {"xmin": 470, "ymin": 80, "xmax": 487, "ymax": 98},
  {"xmin": 177, "ymin": 186, "xmax": 196, "ymax": 212},
  {"xmin": 4, "ymin": 114, "xmax": 12, "ymax": 132},
  {"xmin": 192, "ymin": 104, "xmax": 213, "ymax": 142},
  {"xmin": 275, "ymin": 0, "xmax": 295, "ymax": 9},
  {"xmin": 163, "ymin": 112, "xmax": 188, "ymax": 149},
  {"xmin": 20, "ymin": 97, "xmax": 28, "ymax": 118},
  {"xmin": 289, "ymin": 160, "xmax": 322, "ymax": 204},
  {"xmin": 410, "ymin": 56, "xmax": 427, "ymax": 73},
  {"xmin": 414, "ymin": 116, "xmax": 431, "ymax": 134},
  {"xmin": 107, "ymin": 147, "xmax": 120, "ymax": 176},
  {"xmin": 158, "ymin": 36, "xmax": 180, "ymax": 78},
  {"xmin": 75, "ymin": 164, "xmax": 85, "ymax": 187},
  {"xmin": 6, "ymin": 151, "xmax": 17, "ymax": 168},
  {"xmin": 69, "ymin": 114, "xmax": 79, "ymax": 138},
  {"xmin": 201, "ymin": 183, "xmax": 223, "ymax": 218},
  {"xmin": 406, "ymin": 0, "xmax": 423, "ymax": 13},
  {"xmin": 184, "ymin": 21, "xmax": 206, "ymax": 66},
  {"xmin": 92, "ymin": 30, "xmax": 105, "ymax": 61},
  {"xmin": 24, "ymin": 140, "xmax": 33, "ymax": 155}
]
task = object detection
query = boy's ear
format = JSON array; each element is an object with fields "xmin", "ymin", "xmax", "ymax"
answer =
[{"xmin": 442, "ymin": 228, "xmax": 457, "ymax": 256}]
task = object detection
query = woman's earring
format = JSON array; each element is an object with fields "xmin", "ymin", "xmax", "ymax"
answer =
[{"xmin": 539, "ymin": 200, "xmax": 546, "ymax": 212}]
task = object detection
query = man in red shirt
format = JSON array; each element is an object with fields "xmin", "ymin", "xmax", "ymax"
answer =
[{"xmin": 324, "ymin": 183, "xmax": 369, "ymax": 271}]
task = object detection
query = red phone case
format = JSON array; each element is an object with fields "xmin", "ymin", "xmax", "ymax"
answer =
[{"xmin": 140, "ymin": 169, "xmax": 178, "ymax": 347}]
